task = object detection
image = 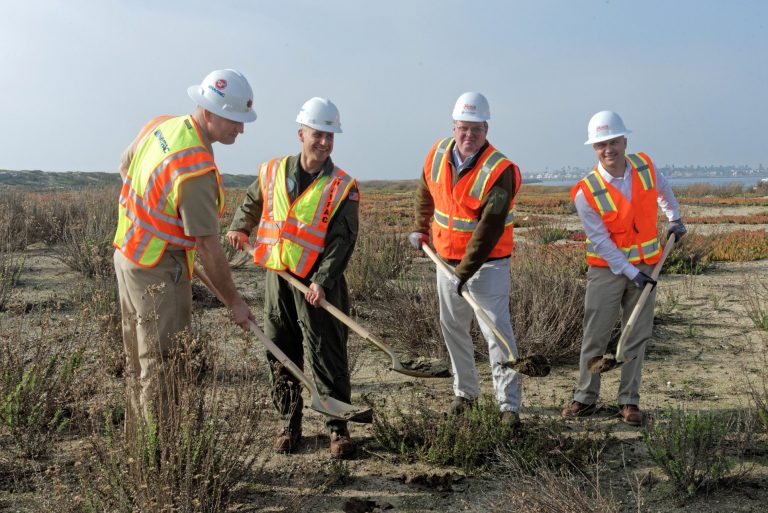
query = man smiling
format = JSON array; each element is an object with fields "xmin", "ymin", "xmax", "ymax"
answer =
[
  {"xmin": 562, "ymin": 110, "xmax": 686, "ymax": 426},
  {"xmin": 409, "ymin": 92, "xmax": 524, "ymax": 427},
  {"xmin": 227, "ymin": 97, "xmax": 360, "ymax": 458}
]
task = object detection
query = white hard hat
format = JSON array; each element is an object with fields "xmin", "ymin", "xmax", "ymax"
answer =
[
  {"xmin": 584, "ymin": 110, "xmax": 631, "ymax": 145},
  {"xmin": 296, "ymin": 97, "xmax": 342, "ymax": 133},
  {"xmin": 187, "ymin": 69, "xmax": 257, "ymax": 123},
  {"xmin": 452, "ymin": 92, "xmax": 491, "ymax": 122}
]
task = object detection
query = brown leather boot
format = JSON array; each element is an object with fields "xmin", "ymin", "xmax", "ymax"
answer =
[
  {"xmin": 329, "ymin": 430, "xmax": 355, "ymax": 459},
  {"xmin": 273, "ymin": 426, "xmax": 302, "ymax": 454},
  {"xmin": 620, "ymin": 404, "xmax": 643, "ymax": 426},
  {"xmin": 449, "ymin": 396, "xmax": 476, "ymax": 415}
]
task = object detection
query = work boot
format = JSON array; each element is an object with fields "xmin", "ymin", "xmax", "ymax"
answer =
[
  {"xmin": 329, "ymin": 429, "xmax": 355, "ymax": 459},
  {"xmin": 500, "ymin": 411, "xmax": 521, "ymax": 429},
  {"xmin": 449, "ymin": 396, "xmax": 476, "ymax": 415},
  {"xmin": 620, "ymin": 404, "xmax": 643, "ymax": 426},
  {"xmin": 273, "ymin": 425, "xmax": 302, "ymax": 454},
  {"xmin": 561, "ymin": 401, "xmax": 597, "ymax": 419}
]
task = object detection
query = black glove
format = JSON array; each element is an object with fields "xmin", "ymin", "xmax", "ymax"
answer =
[
  {"xmin": 666, "ymin": 219, "xmax": 687, "ymax": 241},
  {"xmin": 631, "ymin": 271, "xmax": 657, "ymax": 290},
  {"xmin": 448, "ymin": 274, "xmax": 466, "ymax": 296}
]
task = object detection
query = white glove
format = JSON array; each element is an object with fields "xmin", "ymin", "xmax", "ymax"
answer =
[{"xmin": 408, "ymin": 232, "xmax": 429, "ymax": 249}]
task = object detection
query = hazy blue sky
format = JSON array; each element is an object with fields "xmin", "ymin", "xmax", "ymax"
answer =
[{"xmin": 2, "ymin": 0, "xmax": 766, "ymax": 180}]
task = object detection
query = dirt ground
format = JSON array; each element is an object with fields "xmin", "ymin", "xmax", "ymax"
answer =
[{"xmin": 2, "ymin": 206, "xmax": 768, "ymax": 512}]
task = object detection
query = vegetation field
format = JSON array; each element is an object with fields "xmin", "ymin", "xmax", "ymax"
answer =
[{"xmin": 1, "ymin": 179, "xmax": 768, "ymax": 512}]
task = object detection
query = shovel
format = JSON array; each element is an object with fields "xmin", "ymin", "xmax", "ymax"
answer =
[
  {"xmin": 240, "ymin": 243, "xmax": 450, "ymax": 378},
  {"xmin": 421, "ymin": 244, "xmax": 551, "ymax": 378},
  {"xmin": 587, "ymin": 233, "xmax": 676, "ymax": 374},
  {"xmin": 192, "ymin": 264, "xmax": 373, "ymax": 423},
  {"xmin": 274, "ymin": 269, "xmax": 451, "ymax": 379}
]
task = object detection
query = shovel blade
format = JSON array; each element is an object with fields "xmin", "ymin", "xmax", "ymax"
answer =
[
  {"xmin": 395, "ymin": 357, "xmax": 452, "ymax": 378},
  {"xmin": 309, "ymin": 396, "xmax": 373, "ymax": 424},
  {"xmin": 501, "ymin": 355, "xmax": 551, "ymax": 377},
  {"xmin": 588, "ymin": 355, "xmax": 623, "ymax": 374}
]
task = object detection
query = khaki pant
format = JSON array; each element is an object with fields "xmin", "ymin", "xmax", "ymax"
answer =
[
  {"xmin": 114, "ymin": 249, "xmax": 191, "ymax": 426},
  {"xmin": 573, "ymin": 264, "xmax": 656, "ymax": 407}
]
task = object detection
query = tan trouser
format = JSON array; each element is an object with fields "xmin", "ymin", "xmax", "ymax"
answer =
[
  {"xmin": 573, "ymin": 264, "xmax": 656, "ymax": 407},
  {"xmin": 114, "ymin": 249, "xmax": 191, "ymax": 427}
]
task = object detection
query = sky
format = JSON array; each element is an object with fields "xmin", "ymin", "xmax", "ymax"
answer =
[{"xmin": 2, "ymin": 0, "xmax": 767, "ymax": 180}]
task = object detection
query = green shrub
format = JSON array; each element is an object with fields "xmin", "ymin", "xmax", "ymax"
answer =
[
  {"xmin": 0, "ymin": 312, "xmax": 88, "ymax": 457},
  {"xmin": 643, "ymin": 407, "xmax": 735, "ymax": 496},
  {"xmin": 373, "ymin": 394, "xmax": 608, "ymax": 473},
  {"xmin": 79, "ymin": 327, "xmax": 269, "ymax": 513},
  {"xmin": 346, "ymin": 230, "xmax": 412, "ymax": 301}
]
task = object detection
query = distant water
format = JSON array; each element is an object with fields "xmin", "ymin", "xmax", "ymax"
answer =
[{"xmin": 534, "ymin": 175, "xmax": 768, "ymax": 188}]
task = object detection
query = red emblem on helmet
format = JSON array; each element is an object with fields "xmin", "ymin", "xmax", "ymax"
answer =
[{"xmin": 215, "ymin": 79, "xmax": 228, "ymax": 90}]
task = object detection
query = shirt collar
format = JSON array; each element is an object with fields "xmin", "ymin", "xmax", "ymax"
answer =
[{"xmin": 597, "ymin": 160, "xmax": 630, "ymax": 183}]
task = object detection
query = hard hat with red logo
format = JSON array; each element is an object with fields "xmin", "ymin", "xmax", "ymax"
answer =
[
  {"xmin": 296, "ymin": 97, "xmax": 342, "ymax": 133},
  {"xmin": 452, "ymin": 92, "xmax": 491, "ymax": 122},
  {"xmin": 188, "ymin": 69, "xmax": 257, "ymax": 123},
  {"xmin": 584, "ymin": 110, "xmax": 631, "ymax": 145}
]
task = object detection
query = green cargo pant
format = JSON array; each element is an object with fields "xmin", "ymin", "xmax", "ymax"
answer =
[{"xmin": 263, "ymin": 271, "xmax": 351, "ymax": 433}]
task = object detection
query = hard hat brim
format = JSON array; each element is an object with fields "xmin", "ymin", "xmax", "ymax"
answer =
[
  {"xmin": 188, "ymin": 86, "xmax": 257, "ymax": 123},
  {"xmin": 297, "ymin": 121, "xmax": 342, "ymax": 134},
  {"xmin": 584, "ymin": 130, "xmax": 631, "ymax": 145}
]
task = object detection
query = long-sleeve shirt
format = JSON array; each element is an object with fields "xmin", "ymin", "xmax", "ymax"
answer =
[
  {"xmin": 413, "ymin": 140, "xmax": 517, "ymax": 283},
  {"xmin": 573, "ymin": 160, "xmax": 681, "ymax": 279},
  {"xmin": 228, "ymin": 154, "xmax": 359, "ymax": 289}
]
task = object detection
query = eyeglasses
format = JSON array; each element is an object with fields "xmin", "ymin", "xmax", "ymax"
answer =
[{"xmin": 454, "ymin": 125, "xmax": 486, "ymax": 135}]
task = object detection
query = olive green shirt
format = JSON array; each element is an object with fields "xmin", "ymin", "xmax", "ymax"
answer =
[
  {"xmin": 413, "ymin": 140, "xmax": 517, "ymax": 283},
  {"xmin": 229, "ymin": 154, "xmax": 359, "ymax": 289}
]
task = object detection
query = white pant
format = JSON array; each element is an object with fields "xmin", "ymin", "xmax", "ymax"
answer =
[{"xmin": 437, "ymin": 258, "xmax": 522, "ymax": 412}]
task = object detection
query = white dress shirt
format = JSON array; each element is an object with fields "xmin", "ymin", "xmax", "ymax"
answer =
[{"xmin": 573, "ymin": 160, "xmax": 681, "ymax": 279}]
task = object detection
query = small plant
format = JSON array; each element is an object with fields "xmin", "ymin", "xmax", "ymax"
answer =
[
  {"xmin": 643, "ymin": 407, "xmax": 735, "ymax": 496},
  {"xmin": 743, "ymin": 277, "xmax": 768, "ymax": 330}
]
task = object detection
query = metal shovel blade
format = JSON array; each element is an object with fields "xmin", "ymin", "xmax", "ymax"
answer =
[
  {"xmin": 394, "ymin": 356, "xmax": 452, "ymax": 378},
  {"xmin": 587, "ymin": 355, "xmax": 622, "ymax": 374},
  {"xmin": 502, "ymin": 354, "xmax": 551, "ymax": 377},
  {"xmin": 311, "ymin": 395, "xmax": 373, "ymax": 424}
]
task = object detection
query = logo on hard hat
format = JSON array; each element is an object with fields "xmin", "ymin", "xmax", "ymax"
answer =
[
  {"xmin": 464, "ymin": 104, "xmax": 476, "ymax": 111},
  {"xmin": 246, "ymin": 99, "xmax": 253, "ymax": 109},
  {"xmin": 215, "ymin": 79, "xmax": 227, "ymax": 90},
  {"xmin": 596, "ymin": 124, "xmax": 609, "ymax": 135}
]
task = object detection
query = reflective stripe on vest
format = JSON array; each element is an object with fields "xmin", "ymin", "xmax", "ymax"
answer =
[
  {"xmin": 625, "ymin": 153, "xmax": 655, "ymax": 191},
  {"xmin": 254, "ymin": 157, "xmax": 356, "ymax": 277},
  {"xmin": 430, "ymin": 138, "xmax": 453, "ymax": 183},
  {"xmin": 582, "ymin": 172, "xmax": 617, "ymax": 215},
  {"xmin": 434, "ymin": 208, "xmax": 514, "ymax": 232},
  {"xmin": 113, "ymin": 115, "xmax": 224, "ymax": 273},
  {"xmin": 468, "ymin": 151, "xmax": 508, "ymax": 200}
]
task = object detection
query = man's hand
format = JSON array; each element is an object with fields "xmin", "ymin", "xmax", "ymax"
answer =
[
  {"xmin": 305, "ymin": 282, "xmax": 326, "ymax": 307},
  {"xmin": 631, "ymin": 271, "xmax": 657, "ymax": 290},
  {"xmin": 408, "ymin": 231, "xmax": 429, "ymax": 249},
  {"xmin": 229, "ymin": 298, "xmax": 255, "ymax": 330},
  {"xmin": 666, "ymin": 219, "xmax": 687, "ymax": 241},
  {"xmin": 226, "ymin": 230, "xmax": 249, "ymax": 250}
]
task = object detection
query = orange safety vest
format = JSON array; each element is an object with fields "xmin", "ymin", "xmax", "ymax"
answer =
[
  {"xmin": 252, "ymin": 157, "xmax": 356, "ymax": 278},
  {"xmin": 113, "ymin": 115, "xmax": 225, "ymax": 276},
  {"xmin": 571, "ymin": 152, "xmax": 661, "ymax": 267},
  {"xmin": 423, "ymin": 138, "xmax": 521, "ymax": 261}
]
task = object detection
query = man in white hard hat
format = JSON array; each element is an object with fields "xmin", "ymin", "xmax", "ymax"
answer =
[
  {"xmin": 562, "ymin": 110, "xmax": 686, "ymax": 426},
  {"xmin": 114, "ymin": 69, "xmax": 257, "ymax": 428},
  {"xmin": 226, "ymin": 97, "xmax": 360, "ymax": 458},
  {"xmin": 409, "ymin": 92, "xmax": 524, "ymax": 426}
]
